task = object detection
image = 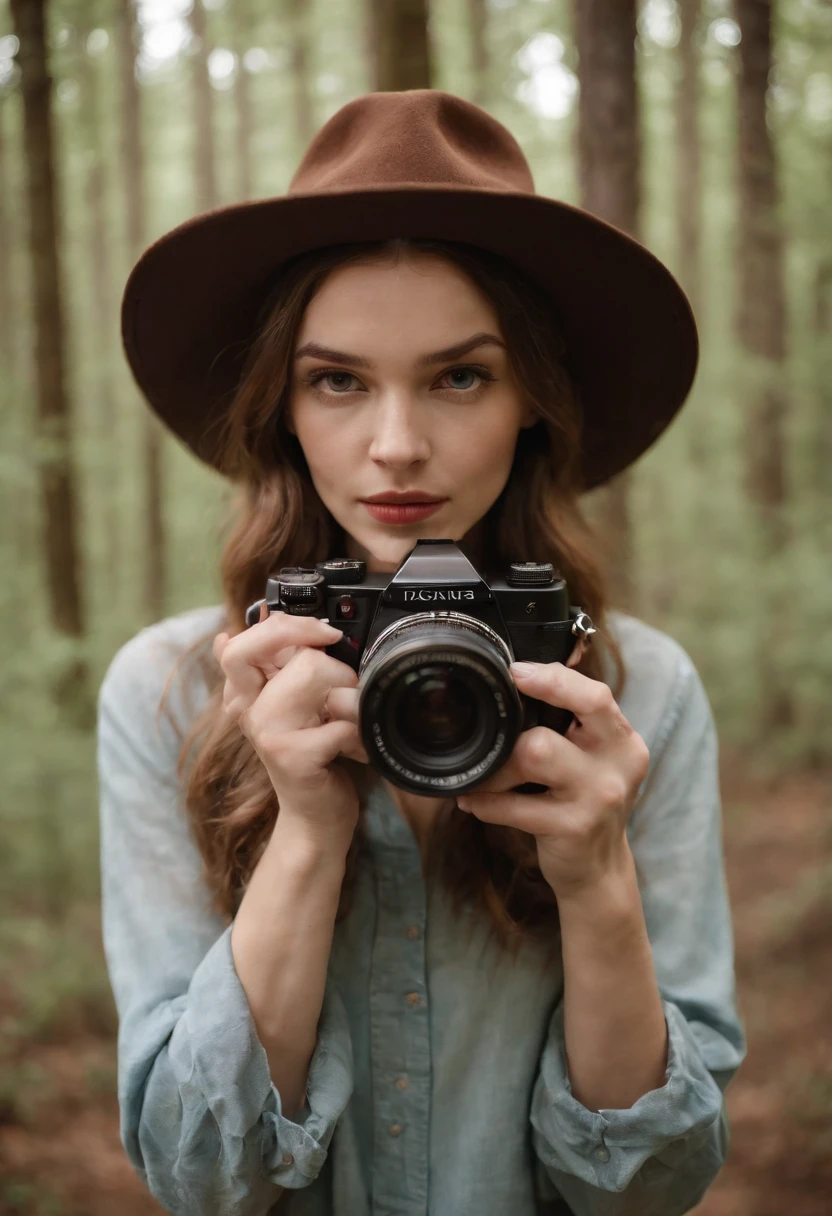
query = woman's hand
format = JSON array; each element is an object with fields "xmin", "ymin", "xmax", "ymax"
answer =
[
  {"xmin": 212, "ymin": 608, "xmax": 369, "ymax": 850},
  {"xmin": 455, "ymin": 654, "xmax": 650, "ymax": 900}
]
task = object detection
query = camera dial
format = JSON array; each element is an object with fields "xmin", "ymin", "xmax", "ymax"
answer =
[
  {"xmin": 316, "ymin": 559, "xmax": 366, "ymax": 585},
  {"xmin": 275, "ymin": 568, "xmax": 325, "ymax": 615},
  {"xmin": 505, "ymin": 562, "xmax": 555, "ymax": 586}
]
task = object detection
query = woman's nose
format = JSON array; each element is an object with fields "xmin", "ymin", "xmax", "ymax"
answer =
[{"xmin": 367, "ymin": 393, "xmax": 431, "ymax": 467}]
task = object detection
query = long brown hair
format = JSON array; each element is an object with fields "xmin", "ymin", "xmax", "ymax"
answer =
[{"xmin": 164, "ymin": 238, "xmax": 625, "ymax": 961}]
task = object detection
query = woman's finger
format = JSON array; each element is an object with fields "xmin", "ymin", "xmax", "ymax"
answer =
[
  {"xmin": 320, "ymin": 689, "xmax": 365, "ymax": 760},
  {"xmin": 258, "ymin": 718, "xmax": 360, "ymax": 783},
  {"xmin": 456, "ymin": 787, "xmax": 565, "ymax": 837},
  {"xmin": 325, "ymin": 686, "xmax": 360, "ymax": 726},
  {"xmin": 511, "ymin": 662, "xmax": 633, "ymax": 751},
  {"xmin": 243, "ymin": 647, "xmax": 359, "ymax": 737},
  {"xmin": 474, "ymin": 725, "xmax": 592, "ymax": 796},
  {"xmin": 218, "ymin": 612, "xmax": 343, "ymax": 716},
  {"xmin": 565, "ymin": 636, "xmax": 588, "ymax": 669},
  {"xmin": 338, "ymin": 732, "xmax": 370, "ymax": 764}
]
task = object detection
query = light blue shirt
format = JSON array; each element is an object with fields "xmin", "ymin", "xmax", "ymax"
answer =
[{"xmin": 98, "ymin": 604, "xmax": 746, "ymax": 1216}]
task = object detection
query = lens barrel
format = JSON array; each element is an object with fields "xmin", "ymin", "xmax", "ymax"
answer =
[{"xmin": 358, "ymin": 613, "xmax": 522, "ymax": 794}]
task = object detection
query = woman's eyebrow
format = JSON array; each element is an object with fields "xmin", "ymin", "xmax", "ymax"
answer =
[
  {"xmin": 294, "ymin": 332, "xmax": 506, "ymax": 368},
  {"xmin": 417, "ymin": 333, "xmax": 506, "ymax": 366}
]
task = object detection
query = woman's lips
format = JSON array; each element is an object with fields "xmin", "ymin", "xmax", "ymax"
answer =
[{"xmin": 361, "ymin": 500, "xmax": 447, "ymax": 524}]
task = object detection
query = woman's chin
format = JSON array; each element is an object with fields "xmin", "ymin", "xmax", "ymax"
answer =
[
  {"xmin": 364, "ymin": 535, "xmax": 420, "ymax": 573},
  {"xmin": 347, "ymin": 524, "xmax": 460, "ymax": 574}
]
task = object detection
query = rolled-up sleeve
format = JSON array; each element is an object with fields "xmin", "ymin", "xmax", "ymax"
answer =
[
  {"xmin": 530, "ymin": 647, "xmax": 747, "ymax": 1216},
  {"xmin": 98, "ymin": 622, "xmax": 354, "ymax": 1216}
]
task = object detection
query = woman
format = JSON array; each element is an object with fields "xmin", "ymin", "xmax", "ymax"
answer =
[{"xmin": 100, "ymin": 91, "xmax": 746, "ymax": 1216}]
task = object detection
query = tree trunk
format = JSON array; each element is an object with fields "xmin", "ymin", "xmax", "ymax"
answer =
[
  {"xmin": 0, "ymin": 98, "xmax": 12, "ymax": 376},
  {"xmin": 676, "ymin": 0, "xmax": 702, "ymax": 319},
  {"xmin": 231, "ymin": 0, "xmax": 255, "ymax": 200},
  {"xmin": 288, "ymin": 0, "xmax": 314, "ymax": 150},
  {"xmin": 189, "ymin": 0, "xmax": 218, "ymax": 210},
  {"xmin": 117, "ymin": 0, "xmax": 167, "ymax": 623},
  {"xmin": 10, "ymin": 0, "xmax": 90, "ymax": 723},
  {"xmin": 676, "ymin": 0, "xmax": 706, "ymax": 472},
  {"xmin": 0, "ymin": 93, "xmax": 36, "ymax": 575},
  {"xmin": 735, "ymin": 0, "xmax": 787, "ymax": 522},
  {"xmin": 77, "ymin": 25, "xmax": 120, "ymax": 581},
  {"xmin": 369, "ymin": 0, "xmax": 432, "ymax": 90},
  {"xmin": 572, "ymin": 0, "xmax": 640, "ymax": 614},
  {"xmin": 734, "ymin": 0, "xmax": 791, "ymax": 732},
  {"xmin": 468, "ymin": 0, "xmax": 489, "ymax": 107},
  {"xmin": 812, "ymin": 260, "xmax": 832, "ymax": 500}
]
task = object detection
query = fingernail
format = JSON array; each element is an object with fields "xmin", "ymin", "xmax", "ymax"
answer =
[
  {"xmin": 456, "ymin": 796, "xmax": 471, "ymax": 811},
  {"xmin": 510, "ymin": 662, "xmax": 537, "ymax": 678}
]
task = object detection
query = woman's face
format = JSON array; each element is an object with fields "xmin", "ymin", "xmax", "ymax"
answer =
[{"xmin": 287, "ymin": 252, "xmax": 537, "ymax": 574}]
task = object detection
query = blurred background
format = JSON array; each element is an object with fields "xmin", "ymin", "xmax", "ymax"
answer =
[{"xmin": 0, "ymin": 0, "xmax": 830, "ymax": 1212}]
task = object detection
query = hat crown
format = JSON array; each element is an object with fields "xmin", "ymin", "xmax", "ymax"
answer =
[{"xmin": 288, "ymin": 89, "xmax": 536, "ymax": 196}]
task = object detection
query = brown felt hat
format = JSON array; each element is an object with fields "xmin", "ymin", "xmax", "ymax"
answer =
[{"xmin": 121, "ymin": 89, "xmax": 698, "ymax": 491}]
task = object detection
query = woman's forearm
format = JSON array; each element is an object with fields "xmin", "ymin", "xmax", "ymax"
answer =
[
  {"xmin": 231, "ymin": 814, "xmax": 350, "ymax": 1121},
  {"xmin": 555, "ymin": 842, "xmax": 669, "ymax": 1113}
]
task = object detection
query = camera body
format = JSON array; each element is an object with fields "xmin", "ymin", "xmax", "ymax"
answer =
[{"xmin": 246, "ymin": 539, "xmax": 595, "ymax": 796}]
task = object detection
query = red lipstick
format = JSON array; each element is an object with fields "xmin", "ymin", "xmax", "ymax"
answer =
[{"xmin": 359, "ymin": 491, "xmax": 448, "ymax": 525}]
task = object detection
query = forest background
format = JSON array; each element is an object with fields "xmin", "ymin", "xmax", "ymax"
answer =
[{"xmin": 0, "ymin": 0, "xmax": 830, "ymax": 1213}]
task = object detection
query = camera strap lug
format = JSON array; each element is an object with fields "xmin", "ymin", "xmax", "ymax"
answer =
[{"xmin": 570, "ymin": 610, "xmax": 597, "ymax": 643}]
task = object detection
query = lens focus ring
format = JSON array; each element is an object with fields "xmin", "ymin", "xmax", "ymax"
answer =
[
  {"xmin": 358, "ymin": 611, "xmax": 512, "ymax": 679},
  {"xmin": 357, "ymin": 613, "xmax": 521, "ymax": 795}
]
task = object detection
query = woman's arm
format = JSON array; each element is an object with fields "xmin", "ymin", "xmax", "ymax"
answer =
[
  {"xmin": 98, "ymin": 619, "xmax": 355, "ymax": 1216},
  {"xmin": 457, "ymin": 624, "xmax": 745, "ymax": 1214},
  {"xmin": 556, "ymin": 847, "xmax": 668, "ymax": 1113},
  {"xmin": 231, "ymin": 815, "xmax": 350, "ymax": 1121},
  {"xmin": 528, "ymin": 648, "xmax": 747, "ymax": 1216}
]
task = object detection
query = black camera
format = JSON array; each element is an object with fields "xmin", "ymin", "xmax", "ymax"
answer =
[{"xmin": 245, "ymin": 539, "xmax": 595, "ymax": 796}]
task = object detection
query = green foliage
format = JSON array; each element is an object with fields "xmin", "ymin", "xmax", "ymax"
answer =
[
  {"xmin": 0, "ymin": 901, "xmax": 117, "ymax": 1041},
  {"xmin": 0, "ymin": 1059, "xmax": 54, "ymax": 1129},
  {"xmin": 0, "ymin": 1177, "xmax": 64, "ymax": 1216}
]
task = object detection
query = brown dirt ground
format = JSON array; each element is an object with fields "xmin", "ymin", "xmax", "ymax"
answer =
[
  {"xmin": 693, "ymin": 759, "xmax": 832, "ymax": 1216},
  {"xmin": 0, "ymin": 758, "xmax": 830, "ymax": 1216}
]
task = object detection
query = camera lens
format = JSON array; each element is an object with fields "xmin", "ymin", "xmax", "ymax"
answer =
[
  {"xmin": 358, "ymin": 614, "xmax": 523, "ymax": 794},
  {"xmin": 393, "ymin": 667, "xmax": 479, "ymax": 754}
]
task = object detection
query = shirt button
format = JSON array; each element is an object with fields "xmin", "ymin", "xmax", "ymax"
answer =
[
  {"xmin": 389, "ymin": 1122, "xmax": 403, "ymax": 1136},
  {"xmin": 395, "ymin": 1075, "xmax": 409, "ymax": 1090},
  {"xmin": 595, "ymin": 1145, "xmax": 610, "ymax": 1162},
  {"xmin": 406, "ymin": 925, "xmax": 420, "ymax": 940},
  {"xmin": 406, "ymin": 991, "xmax": 421, "ymax": 1007},
  {"xmin": 281, "ymin": 1151, "xmax": 294, "ymax": 1165}
]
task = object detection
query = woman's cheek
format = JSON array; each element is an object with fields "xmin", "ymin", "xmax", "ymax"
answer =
[{"xmin": 474, "ymin": 428, "xmax": 521, "ymax": 490}]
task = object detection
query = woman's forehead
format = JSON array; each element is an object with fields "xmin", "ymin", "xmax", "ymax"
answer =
[{"xmin": 297, "ymin": 256, "xmax": 502, "ymax": 353}]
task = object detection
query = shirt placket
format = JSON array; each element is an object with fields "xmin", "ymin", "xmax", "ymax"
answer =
[{"xmin": 365, "ymin": 787, "xmax": 431, "ymax": 1216}]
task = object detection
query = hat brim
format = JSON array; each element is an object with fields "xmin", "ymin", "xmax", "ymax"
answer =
[{"xmin": 121, "ymin": 185, "xmax": 698, "ymax": 490}]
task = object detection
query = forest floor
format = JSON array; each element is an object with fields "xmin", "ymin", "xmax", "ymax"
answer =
[{"xmin": 0, "ymin": 757, "xmax": 830, "ymax": 1216}]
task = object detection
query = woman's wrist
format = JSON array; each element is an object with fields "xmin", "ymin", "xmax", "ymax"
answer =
[
  {"xmin": 269, "ymin": 810, "xmax": 355, "ymax": 871},
  {"xmin": 546, "ymin": 837, "xmax": 638, "ymax": 914}
]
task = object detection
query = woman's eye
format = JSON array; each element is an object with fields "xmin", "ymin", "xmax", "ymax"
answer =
[
  {"xmin": 307, "ymin": 365, "xmax": 494, "ymax": 395},
  {"xmin": 311, "ymin": 371, "xmax": 361, "ymax": 393},
  {"xmin": 437, "ymin": 365, "xmax": 495, "ymax": 392}
]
